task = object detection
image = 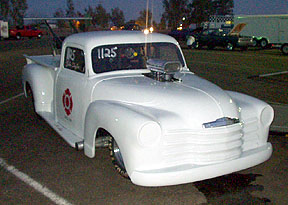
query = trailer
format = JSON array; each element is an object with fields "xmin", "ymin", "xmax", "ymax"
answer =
[
  {"xmin": 0, "ymin": 20, "xmax": 9, "ymax": 40},
  {"xmin": 234, "ymin": 14, "xmax": 288, "ymax": 54}
]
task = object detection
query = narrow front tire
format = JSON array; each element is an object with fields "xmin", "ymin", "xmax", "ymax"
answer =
[{"xmin": 108, "ymin": 136, "xmax": 129, "ymax": 178}]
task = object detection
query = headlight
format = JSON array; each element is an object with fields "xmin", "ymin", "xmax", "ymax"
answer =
[
  {"xmin": 138, "ymin": 122, "xmax": 161, "ymax": 147},
  {"xmin": 260, "ymin": 106, "xmax": 274, "ymax": 126}
]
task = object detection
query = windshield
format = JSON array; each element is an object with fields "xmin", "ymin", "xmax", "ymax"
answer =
[{"xmin": 91, "ymin": 42, "xmax": 184, "ymax": 74}]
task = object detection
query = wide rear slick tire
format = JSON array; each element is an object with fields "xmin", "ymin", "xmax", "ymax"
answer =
[{"xmin": 108, "ymin": 136, "xmax": 129, "ymax": 178}]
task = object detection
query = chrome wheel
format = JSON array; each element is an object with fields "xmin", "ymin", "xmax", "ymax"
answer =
[{"xmin": 109, "ymin": 136, "xmax": 128, "ymax": 178}]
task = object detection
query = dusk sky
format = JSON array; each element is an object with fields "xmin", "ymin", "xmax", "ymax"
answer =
[{"xmin": 26, "ymin": 0, "xmax": 288, "ymax": 23}]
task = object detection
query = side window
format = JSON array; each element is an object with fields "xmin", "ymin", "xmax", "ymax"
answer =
[{"xmin": 64, "ymin": 47, "xmax": 85, "ymax": 73}]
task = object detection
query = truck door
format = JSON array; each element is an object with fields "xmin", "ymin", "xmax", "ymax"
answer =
[{"xmin": 55, "ymin": 46, "xmax": 87, "ymax": 138}]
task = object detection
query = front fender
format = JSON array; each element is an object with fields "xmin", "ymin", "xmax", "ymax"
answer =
[
  {"xmin": 227, "ymin": 91, "xmax": 274, "ymax": 147},
  {"xmin": 83, "ymin": 101, "xmax": 161, "ymax": 162},
  {"xmin": 22, "ymin": 63, "xmax": 54, "ymax": 113}
]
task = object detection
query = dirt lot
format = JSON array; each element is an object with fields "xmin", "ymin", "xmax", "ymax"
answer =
[{"xmin": 0, "ymin": 37, "xmax": 287, "ymax": 204}]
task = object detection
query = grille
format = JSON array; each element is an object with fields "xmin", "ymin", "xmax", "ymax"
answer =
[
  {"xmin": 162, "ymin": 123, "xmax": 243, "ymax": 166},
  {"xmin": 242, "ymin": 117, "xmax": 260, "ymax": 151}
]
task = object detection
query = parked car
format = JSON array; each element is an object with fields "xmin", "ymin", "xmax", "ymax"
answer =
[
  {"xmin": 168, "ymin": 27, "xmax": 202, "ymax": 41},
  {"xmin": 9, "ymin": 25, "xmax": 43, "ymax": 40},
  {"xmin": 121, "ymin": 23, "xmax": 142, "ymax": 31},
  {"xmin": 22, "ymin": 31, "xmax": 273, "ymax": 186},
  {"xmin": 187, "ymin": 24, "xmax": 253, "ymax": 50},
  {"xmin": 168, "ymin": 28, "xmax": 193, "ymax": 41}
]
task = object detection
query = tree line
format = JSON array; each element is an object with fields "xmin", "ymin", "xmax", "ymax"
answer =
[
  {"xmin": 0, "ymin": 0, "xmax": 233, "ymax": 30},
  {"xmin": 55, "ymin": 0, "xmax": 155, "ymax": 30},
  {"xmin": 0, "ymin": 0, "xmax": 27, "ymax": 25},
  {"xmin": 162, "ymin": 0, "xmax": 233, "ymax": 29}
]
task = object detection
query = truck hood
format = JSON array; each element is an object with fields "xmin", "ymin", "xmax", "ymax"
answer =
[
  {"xmin": 228, "ymin": 23, "xmax": 247, "ymax": 36},
  {"xmin": 92, "ymin": 72, "xmax": 239, "ymax": 130}
]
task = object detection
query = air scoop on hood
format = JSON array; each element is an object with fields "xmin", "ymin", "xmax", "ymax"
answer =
[{"xmin": 145, "ymin": 59, "xmax": 182, "ymax": 82}]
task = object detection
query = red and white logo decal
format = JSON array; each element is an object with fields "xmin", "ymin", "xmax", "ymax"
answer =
[{"xmin": 62, "ymin": 88, "xmax": 73, "ymax": 116}]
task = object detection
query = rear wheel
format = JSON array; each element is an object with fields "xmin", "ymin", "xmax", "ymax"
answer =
[
  {"xmin": 26, "ymin": 84, "xmax": 41, "ymax": 119},
  {"xmin": 260, "ymin": 38, "xmax": 268, "ymax": 49},
  {"xmin": 281, "ymin": 44, "xmax": 288, "ymax": 55},
  {"xmin": 108, "ymin": 136, "xmax": 129, "ymax": 178},
  {"xmin": 26, "ymin": 85, "xmax": 35, "ymax": 110}
]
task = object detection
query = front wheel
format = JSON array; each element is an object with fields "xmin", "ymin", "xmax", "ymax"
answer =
[
  {"xmin": 252, "ymin": 38, "xmax": 258, "ymax": 47},
  {"xmin": 109, "ymin": 136, "xmax": 129, "ymax": 178},
  {"xmin": 16, "ymin": 34, "xmax": 21, "ymax": 40},
  {"xmin": 281, "ymin": 44, "xmax": 288, "ymax": 55},
  {"xmin": 226, "ymin": 42, "xmax": 234, "ymax": 51}
]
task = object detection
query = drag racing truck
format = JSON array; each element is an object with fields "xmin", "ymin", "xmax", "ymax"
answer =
[{"xmin": 22, "ymin": 30, "xmax": 274, "ymax": 186}]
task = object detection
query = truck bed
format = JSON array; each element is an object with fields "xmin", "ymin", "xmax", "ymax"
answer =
[{"xmin": 24, "ymin": 55, "xmax": 61, "ymax": 69}]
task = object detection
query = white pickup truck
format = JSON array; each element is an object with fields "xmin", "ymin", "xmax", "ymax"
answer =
[{"xmin": 22, "ymin": 31, "xmax": 274, "ymax": 187}]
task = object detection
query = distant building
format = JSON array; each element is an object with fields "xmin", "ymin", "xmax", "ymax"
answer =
[{"xmin": 207, "ymin": 15, "xmax": 234, "ymax": 29}]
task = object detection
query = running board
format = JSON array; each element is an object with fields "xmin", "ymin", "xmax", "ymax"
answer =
[{"xmin": 38, "ymin": 111, "xmax": 83, "ymax": 148}]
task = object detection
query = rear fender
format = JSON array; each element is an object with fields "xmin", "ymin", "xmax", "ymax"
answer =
[{"xmin": 22, "ymin": 64, "xmax": 54, "ymax": 113}]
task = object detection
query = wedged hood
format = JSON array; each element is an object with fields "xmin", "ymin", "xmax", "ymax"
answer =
[
  {"xmin": 92, "ymin": 72, "xmax": 239, "ymax": 130},
  {"xmin": 228, "ymin": 23, "xmax": 247, "ymax": 36}
]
